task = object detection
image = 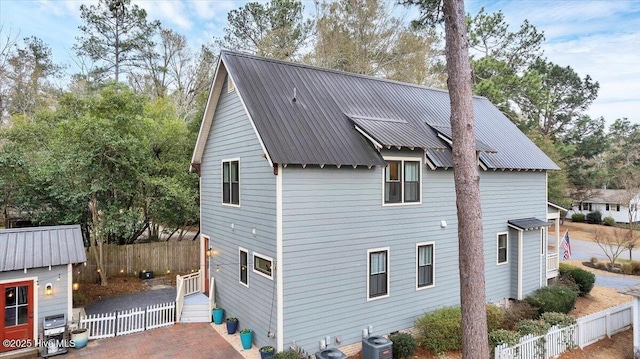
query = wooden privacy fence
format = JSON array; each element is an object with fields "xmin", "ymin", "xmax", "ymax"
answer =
[
  {"xmin": 494, "ymin": 301, "xmax": 633, "ymax": 359},
  {"xmin": 76, "ymin": 241, "xmax": 200, "ymax": 282},
  {"xmin": 79, "ymin": 302, "xmax": 175, "ymax": 340}
]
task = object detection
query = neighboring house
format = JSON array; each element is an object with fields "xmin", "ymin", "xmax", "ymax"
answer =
[
  {"xmin": 566, "ymin": 189, "xmax": 640, "ymax": 223},
  {"xmin": 190, "ymin": 51, "xmax": 559, "ymax": 354},
  {"xmin": 0, "ymin": 225, "xmax": 86, "ymax": 356}
]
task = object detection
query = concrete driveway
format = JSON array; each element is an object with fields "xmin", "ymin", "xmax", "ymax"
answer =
[{"xmin": 64, "ymin": 323, "xmax": 244, "ymax": 359}]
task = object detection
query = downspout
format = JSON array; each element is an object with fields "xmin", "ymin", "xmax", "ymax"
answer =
[
  {"xmin": 518, "ymin": 230, "xmax": 524, "ymax": 300},
  {"xmin": 276, "ymin": 164, "xmax": 284, "ymax": 351}
]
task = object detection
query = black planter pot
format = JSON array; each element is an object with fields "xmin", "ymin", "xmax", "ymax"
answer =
[
  {"xmin": 259, "ymin": 346, "xmax": 275, "ymax": 359},
  {"xmin": 226, "ymin": 319, "xmax": 238, "ymax": 334}
]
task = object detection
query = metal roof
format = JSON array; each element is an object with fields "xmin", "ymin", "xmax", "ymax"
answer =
[
  {"xmin": 194, "ymin": 51, "xmax": 559, "ymax": 170},
  {"xmin": 507, "ymin": 218, "xmax": 552, "ymax": 231},
  {"xmin": 0, "ymin": 225, "xmax": 86, "ymax": 272},
  {"xmin": 427, "ymin": 123, "xmax": 497, "ymax": 153}
]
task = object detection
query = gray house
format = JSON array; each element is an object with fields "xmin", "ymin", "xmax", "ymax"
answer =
[
  {"xmin": 0, "ymin": 225, "xmax": 86, "ymax": 357},
  {"xmin": 191, "ymin": 51, "xmax": 559, "ymax": 354}
]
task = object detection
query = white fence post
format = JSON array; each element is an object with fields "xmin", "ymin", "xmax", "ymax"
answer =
[{"xmin": 494, "ymin": 301, "xmax": 633, "ymax": 358}]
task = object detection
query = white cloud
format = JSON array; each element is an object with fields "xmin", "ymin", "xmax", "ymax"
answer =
[{"xmin": 133, "ymin": 0, "xmax": 193, "ymax": 30}]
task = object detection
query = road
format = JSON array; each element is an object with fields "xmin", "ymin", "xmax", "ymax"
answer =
[{"xmin": 567, "ymin": 237, "xmax": 640, "ymax": 290}]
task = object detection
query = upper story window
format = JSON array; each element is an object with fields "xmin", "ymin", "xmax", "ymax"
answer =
[
  {"xmin": 497, "ymin": 233, "xmax": 508, "ymax": 265},
  {"xmin": 384, "ymin": 159, "xmax": 421, "ymax": 205},
  {"xmin": 223, "ymin": 160, "xmax": 239, "ymax": 205}
]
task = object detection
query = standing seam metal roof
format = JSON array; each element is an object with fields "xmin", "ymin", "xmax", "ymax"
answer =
[
  {"xmin": 218, "ymin": 51, "xmax": 559, "ymax": 170},
  {"xmin": 0, "ymin": 225, "xmax": 86, "ymax": 272}
]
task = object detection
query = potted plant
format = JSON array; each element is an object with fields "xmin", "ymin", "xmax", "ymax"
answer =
[
  {"xmin": 212, "ymin": 307, "xmax": 224, "ymax": 325},
  {"xmin": 239, "ymin": 328, "xmax": 253, "ymax": 350},
  {"xmin": 70, "ymin": 328, "xmax": 89, "ymax": 349},
  {"xmin": 259, "ymin": 345, "xmax": 275, "ymax": 359},
  {"xmin": 226, "ymin": 317, "xmax": 239, "ymax": 334}
]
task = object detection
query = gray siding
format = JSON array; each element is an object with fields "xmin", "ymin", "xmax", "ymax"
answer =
[
  {"xmin": 0, "ymin": 265, "xmax": 70, "ymax": 329},
  {"xmin": 281, "ymin": 158, "xmax": 547, "ymax": 354},
  {"xmin": 200, "ymin": 76, "xmax": 277, "ymax": 349}
]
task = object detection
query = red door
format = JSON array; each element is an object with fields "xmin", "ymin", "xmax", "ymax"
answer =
[{"xmin": 1, "ymin": 281, "xmax": 34, "ymax": 353}]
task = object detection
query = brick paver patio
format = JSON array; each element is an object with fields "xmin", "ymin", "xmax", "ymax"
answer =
[{"xmin": 64, "ymin": 322, "xmax": 244, "ymax": 359}]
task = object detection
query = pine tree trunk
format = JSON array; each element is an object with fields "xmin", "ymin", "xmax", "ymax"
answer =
[{"xmin": 442, "ymin": 0, "xmax": 489, "ymax": 358}]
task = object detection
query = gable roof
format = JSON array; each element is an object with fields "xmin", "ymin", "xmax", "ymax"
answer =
[
  {"xmin": 575, "ymin": 189, "xmax": 640, "ymax": 205},
  {"xmin": 0, "ymin": 225, "xmax": 86, "ymax": 272},
  {"xmin": 192, "ymin": 51, "xmax": 559, "ymax": 171}
]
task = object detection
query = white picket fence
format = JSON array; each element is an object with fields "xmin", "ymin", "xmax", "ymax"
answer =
[
  {"xmin": 79, "ymin": 301, "xmax": 175, "ymax": 340},
  {"xmin": 494, "ymin": 301, "xmax": 633, "ymax": 359}
]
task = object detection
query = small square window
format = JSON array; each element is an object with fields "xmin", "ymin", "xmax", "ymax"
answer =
[{"xmin": 253, "ymin": 253, "xmax": 273, "ymax": 280}]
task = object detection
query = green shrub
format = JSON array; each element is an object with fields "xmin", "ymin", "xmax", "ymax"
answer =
[
  {"xmin": 555, "ymin": 273, "xmax": 580, "ymax": 295},
  {"xmin": 501, "ymin": 301, "xmax": 538, "ymax": 330},
  {"xmin": 571, "ymin": 213, "xmax": 585, "ymax": 222},
  {"xmin": 603, "ymin": 216, "xmax": 616, "ymax": 226},
  {"xmin": 489, "ymin": 329, "xmax": 520, "ymax": 349},
  {"xmin": 272, "ymin": 349, "xmax": 304, "ymax": 359},
  {"xmin": 516, "ymin": 319, "xmax": 551, "ymax": 336},
  {"xmin": 486, "ymin": 305, "xmax": 505, "ymax": 333},
  {"xmin": 525, "ymin": 286, "xmax": 577, "ymax": 315},
  {"xmin": 389, "ymin": 332, "xmax": 416, "ymax": 359},
  {"xmin": 415, "ymin": 306, "xmax": 462, "ymax": 353},
  {"xmin": 560, "ymin": 264, "xmax": 595, "ymax": 296},
  {"xmin": 540, "ymin": 312, "xmax": 576, "ymax": 328},
  {"xmin": 586, "ymin": 210, "xmax": 602, "ymax": 224}
]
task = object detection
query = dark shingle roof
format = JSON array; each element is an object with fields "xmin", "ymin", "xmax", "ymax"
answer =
[
  {"xmin": 194, "ymin": 51, "xmax": 559, "ymax": 170},
  {"xmin": 0, "ymin": 225, "xmax": 86, "ymax": 272},
  {"xmin": 508, "ymin": 218, "xmax": 552, "ymax": 231}
]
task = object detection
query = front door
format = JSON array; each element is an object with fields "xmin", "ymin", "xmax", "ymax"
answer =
[{"xmin": 0, "ymin": 281, "xmax": 34, "ymax": 353}]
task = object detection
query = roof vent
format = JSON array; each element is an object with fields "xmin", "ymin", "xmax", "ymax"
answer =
[{"xmin": 292, "ymin": 87, "xmax": 297, "ymax": 102}]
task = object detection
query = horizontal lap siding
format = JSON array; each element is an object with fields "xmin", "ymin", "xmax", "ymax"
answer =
[
  {"xmin": 282, "ymin": 166, "xmax": 547, "ymax": 354},
  {"xmin": 480, "ymin": 171, "xmax": 547, "ymax": 301},
  {"xmin": 200, "ymin": 77, "xmax": 276, "ymax": 349},
  {"xmin": 0, "ymin": 265, "xmax": 70, "ymax": 327}
]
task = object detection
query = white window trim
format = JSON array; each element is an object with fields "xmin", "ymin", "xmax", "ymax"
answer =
[
  {"xmin": 367, "ymin": 247, "xmax": 390, "ymax": 301},
  {"xmin": 381, "ymin": 156, "xmax": 423, "ymax": 207},
  {"xmin": 252, "ymin": 251, "xmax": 274, "ymax": 280},
  {"xmin": 239, "ymin": 247, "xmax": 249, "ymax": 288},
  {"xmin": 497, "ymin": 232, "xmax": 509, "ymax": 266},
  {"xmin": 416, "ymin": 242, "xmax": 435, "ymax": 291},
  {"xmin": 221, "ymin": 158, "xmax": 241, "ymax": 207}
]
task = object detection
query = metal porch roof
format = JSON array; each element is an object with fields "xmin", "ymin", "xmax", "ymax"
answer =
[{"xmin": 0, "ymin": 225, "xmax": 86, "ymax": 272}]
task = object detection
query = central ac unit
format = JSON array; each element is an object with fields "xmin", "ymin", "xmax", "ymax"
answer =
[
  {"xmin": 362, "ymin": 335, "xmax": 392, "ymax": 359},
  {"xmin": 315, "ymin": 348, "xmax": 347, "ymax": 359}
]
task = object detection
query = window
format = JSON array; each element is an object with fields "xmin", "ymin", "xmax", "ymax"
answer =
[
  {"xmin": 222, "ymin": 160, "xmax": 239, "ymax": 205},
  {"xmin": 239, "ymin": 248, "xmax": 248, "ymax": 286},
  {"xmin": 580, "ymin": 202, "xmax": 592, "ymax": 211},
  {"xmin": 605, "ymin": 203, "xmax": 619, "ymax": 211},
  {"xmin": 253, "ymin": 252, "xmax": 273, "ymax": 280},
  {"xmin": 4, "ymin": 285, "xmax": 28, "ymax": 327},
  {"xmin": 368, "ymin": 248, "xmax": 389, "ymax": 299},
  {"xmin": 417, "ymin": 243, "xmax": 434, "ymax": 289},
  {"xmin": 384, "ymin": 159, "xmax": 421, "ymax": 204},
  {"xmin": 497, "ymin": 233, "xmax": 508, "ymax": 265}
]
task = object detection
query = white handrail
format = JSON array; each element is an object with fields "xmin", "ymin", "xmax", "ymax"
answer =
[
  {"xmin": 209, "ymin": 276, "xmax": 216, "ymax": 314},
  {"xmin": 175, "ymin": 275, "xmax": 185, "ymax": 322},
  {"xmin": 547, "ymin": 253, "xmax": 559, "ymax": 271}
]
